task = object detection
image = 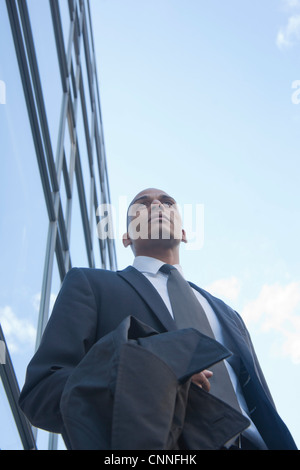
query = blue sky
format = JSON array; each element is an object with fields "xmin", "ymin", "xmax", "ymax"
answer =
[
  {"xmin": 0, "ymin": 0, "xmax": 299, "ymax": 449},
  {"xmin": 89, "ymin": 0, "xmax": 300, "ymax": 447}
]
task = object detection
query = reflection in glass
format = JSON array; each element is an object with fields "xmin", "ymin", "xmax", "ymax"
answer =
[
  {"xmin": 0, "ymin": 4, "xmax": 48, "ymax": 387},
  {"xmin": 69, "ymin": 170, "xmax": 90, "ymax": 268},
  {"xmin": 0, "ymin": 0, "xmax": 116, "ymax": 450},
  {"xmin": 59, "ymin": 0, "xmax": 72, "ymax": 54},
  {"xmin": 0, "ymin": 379, "xmax": 23, "ymax": 450},
  {"xmin": 27, "ymin": 0, "xmax": 63, "ymax": 155}
]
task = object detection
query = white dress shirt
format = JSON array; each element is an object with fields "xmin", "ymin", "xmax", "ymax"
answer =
[{"xmin": 132, "ymin": 256, "xmax": 267, "ymax": 449}]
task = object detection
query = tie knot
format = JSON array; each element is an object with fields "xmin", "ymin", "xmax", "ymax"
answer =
[{"xmin": 159, "ymin": 264, "xmax": 176, "ymax": 275}]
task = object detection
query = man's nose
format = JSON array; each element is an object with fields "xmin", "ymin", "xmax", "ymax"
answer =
[{"xmin": 151, "ymin": 199, "xmax": 163, "ymax": 209}]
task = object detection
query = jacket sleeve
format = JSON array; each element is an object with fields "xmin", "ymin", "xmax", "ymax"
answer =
[
  {"xmin": 231, "ymin": 308, "xmax": 276, "ymax": 408},
  {"xmin": 19, "ymin": 268, "xmax": 98, "ymax": 433}
]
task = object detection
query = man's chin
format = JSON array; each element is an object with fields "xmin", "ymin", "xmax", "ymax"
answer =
[
  {"xmin": 148, "ymin": 222, "xmax": 182, "ymax": 241},
  {"xmin": 135, "ymin": 235, "xmax": 181, "ymax": 248}
]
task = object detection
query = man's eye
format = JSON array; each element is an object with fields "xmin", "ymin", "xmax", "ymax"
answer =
[
  {"xmin": 136, "ymin": 203, "xmax": 148, "ymax": 210},
  {"xmin": 129, "ymin": 203, "xmax": 147, "ymax": 214},
  {"xmin": 163, "ymin": 201, "xmax": 174, "ymax": 207}
]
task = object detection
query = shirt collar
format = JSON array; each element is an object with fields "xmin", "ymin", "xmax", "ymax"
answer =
[{"xmin": 132, "ymin": 256, "xmax": 184, "ymax": 277}]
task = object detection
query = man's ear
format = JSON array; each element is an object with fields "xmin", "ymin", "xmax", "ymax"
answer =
[
  {"xmin": 122, "ymin": 232, "xmax": 132, "ymax": 248},
  {"xmin": 181, "ymin": 229, "xmax": 188, "ymax": 244}
]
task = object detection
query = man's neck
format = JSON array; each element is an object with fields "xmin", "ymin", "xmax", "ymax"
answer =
[{"xmin": 134, "ymin": 247, "xmax": 180, "ymax": 265}]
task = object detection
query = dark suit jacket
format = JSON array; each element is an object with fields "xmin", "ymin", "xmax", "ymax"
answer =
[
  {"xmin": 19, "ymin": 267, "xmax": 297, "ymax": 450},
  {"xmin": 59, "ymin": 315, "xmax": 250, "ymax": 450}
]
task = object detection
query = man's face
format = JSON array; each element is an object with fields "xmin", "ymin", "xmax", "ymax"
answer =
[{"xmin": 124, "ymin": 188, "xmax": 187, "ymax": 249}]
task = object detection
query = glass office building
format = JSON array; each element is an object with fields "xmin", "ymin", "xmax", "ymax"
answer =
[{"xmin": 0, "ymin": 0, "xmax": 117, "ymax": 449}]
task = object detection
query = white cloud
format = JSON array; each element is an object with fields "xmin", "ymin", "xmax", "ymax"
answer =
[
  {"xmin": 205, "ymin": 276, "xmax": 241, "ymax": 302},
  {"xmin": 276, "ymin": 15, "xmax": 300, "ymax": 49},
  {"xmin": 241, "ymin": 282, "xmax": 300, "ymax": 364},
  {"xmin": 0, "ymin": 292, "xmax": 58, "ymax": 355},
  {"xmin": 0, "ymin": 306, "xmax": 36, "ymax": 354},
  {"xmin": 206, "ymin": 276, "xmax": 300, "ymax": 364},
  {"xmin": 282, "ymin": 0, "xmax": 300, "ymax": 8}
]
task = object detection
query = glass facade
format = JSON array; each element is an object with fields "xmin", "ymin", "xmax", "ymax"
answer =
[{"xmin": 0, "ymin": 0, "xmax": 117, "ymax": 450}]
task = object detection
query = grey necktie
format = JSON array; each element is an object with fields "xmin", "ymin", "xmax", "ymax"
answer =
[{"xmin": 160, "ymin": 264, "xmax": 242, "ymax": 413}]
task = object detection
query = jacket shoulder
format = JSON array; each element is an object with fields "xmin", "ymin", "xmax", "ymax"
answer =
[{"xmin": 65, "ymin": 266, "xmax": 119, "ymax": 281}]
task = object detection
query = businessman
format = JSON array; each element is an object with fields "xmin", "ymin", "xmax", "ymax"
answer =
[{"xmin": 19, "ymin": 188, "xmax": 297, "ymax": 450}]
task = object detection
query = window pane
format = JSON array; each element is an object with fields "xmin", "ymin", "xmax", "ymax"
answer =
[
  {"xmin": 0, "ymin": 379, "xmax": 23, "ymax": 450},
  {"xmin": 59, "ymin": 0, "xmax": 72, "ymax": 54},
  {"xmin": 0, "ymin": 3, "xmax": 48, "ymax": 386},
  {"xmin": 76, "ymin": 94, "xmax": 91, "ymax": 206},
  {"xmin": 27, "ymin": 0, "xmax": 63, "ymax": 157},
  {"xmin": 69, "ymin": 169, "xmax": 89, "ymax": 267},
  {"xmin": 0, "ymin": 0, "xmax": 115, "ymax": 450}
]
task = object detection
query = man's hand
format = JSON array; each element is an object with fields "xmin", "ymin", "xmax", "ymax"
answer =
[{"xmin": 191, "ymin": 370, "xmax": 213, "ymax": 392}]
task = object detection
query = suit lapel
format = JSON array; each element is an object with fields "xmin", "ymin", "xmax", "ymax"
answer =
[
  {"xmin": 188, "ymin": 282, "xmax": 256, "ymax": 374},
  {"xmin": 117, "ymin": 268, "xmax": 256, "ymax": 375},
  {"xmin": 190, "ymin": 283, "xmax": 281, "ymax": 413},
  {"xmin": 117, "ymin": 266, "xmax": 177, "ymax": 332}
]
